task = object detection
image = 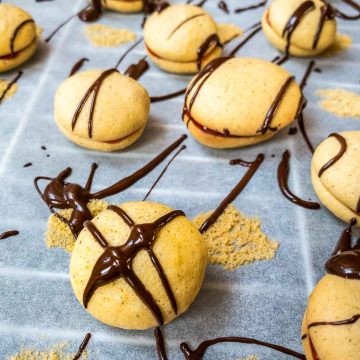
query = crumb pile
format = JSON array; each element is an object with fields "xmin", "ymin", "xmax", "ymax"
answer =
[
  {"xmin": 323, "ymin": 33, "xmax": 352, "ymax": 56},
  {"xmin": 193, "ymin": 204, "xmax": 279, "ymax": 271},
  {"xmin": 316, "ymin": 88, "xmax": 360, "ymax": 118},
  {"xmin": 84, "ymin": 24, "xmax": 136, "ymax": 47},
  {"xmin": 238, "ymin": 356, "xmax": 259, "ymax": 360},
  {"xmin": 0, "ymin": 79, "xmax": 17, "ymax": 101},
  {"xmin": 8, "ymin": 343, "xmax": 87, "ymax": 360},
  {"xmin": 46, "ymin": 199, "xmax": 108, "ymax": 252},
  {"xmin": 217, "ymin": 23, "xmax": 243, "ymax": 44}
]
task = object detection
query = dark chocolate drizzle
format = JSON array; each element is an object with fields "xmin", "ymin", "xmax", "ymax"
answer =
[
  {"xmin": 180, "ymin": 337, "xmax": 306, "ymax": 359},
  {"xmin": 325, "ymin": 218, "xmax": 360, "ymax": 279},
  {"xmin": 83, "ymin": 205, "xmax": 184, "ymax": 324},
  {"xmin": 143, "ymin": 145, "xmax": 186, "ymax": 201},
  {"xmin": 308, "ymin": 314, "xmax": 360, "ymax": 329},
  {"xmin": 272, "ymin": 1, "xmax": 316, "ymax": 66},
  {"xmin": 154, "ymin": 327, "xmax": 168, "ymax": 360},
  {"xmin": 0, "ymin": 230, "xmax": 19, "ymax": 240},
  {"xmin": 313, "ymin": 3, "xmax": 335, "ymax": 49},
  {"xmin": 45, "ymin": 12, "xmax": 79, "ymax": 43},
  {"xmin": 332, "ymin": 0, "xmax": 360, "ymax": 20},
  {"xmin": 218, "ymin": 0, "xmax": 229, "ymax": 13},
  {"xmin": 288, "ymin": 127, "xmax": 298, "ymax": 135},
  {"xmin": 277, "ymin": 151, "xmax": 320, "ymax": 210},
  {"xmin": 23, "ymin": 162, "xmax": 33, "ymax": 168},
  {"xmin": 186, "ymin": 0, "xmax": 209, "ymax": 7},
  {"xmin": 78, "ymin": 0, "xmax": 102, "ymax": 22},
  {"xmin": 199, "ymin": 154, "xmax": 264, "ymax": 234},
  {"xmin": 34, "ymin": 135, "xmax": 187, "ymax": 238},
  {"xmin": 0, "ymin": 71, "xmax": 23, "ymax": 106},
  {"xmin": 72, "ymin": 333, "xmax": 91, "ymax": 360},
  {"xmin": 69, "ymin": 58, "xmax": 89, "ymax": 77},
  {"xmin": 167, "ymin": 14, "xmax": 205, "ymax": 40},
  {"xmin": 196, "ymin": 34, "xmax": 223, "ymax": 71},
  {"xmin": 72, "ymin": 68, "xmax": 118, "ymax": 138},
  {"xmin": 318, "ymin": 133, "xmax": 347, "ymax": 177},
  {"xmin": 228, "ymin": 23, "xmax": 262, "ymax": 56},
  {"xmin": 114, "ymin": 37, "xmax": 144, "ymax": 69},
  {"xmin": 10, "ymin": 20, "xmax": 35, "ymax": 57},
  {"xmin": 235, "ymin": 0, "xmax": 267, "ymax": 13},
  {"xmin": 150, "ymin": 88, "xmax": 186, "ymax": 103},
  {"xmin": 124, "ymin": 58, "xmax": 149, "ymax": 80}
]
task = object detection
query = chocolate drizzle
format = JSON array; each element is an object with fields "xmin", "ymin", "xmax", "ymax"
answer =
[
  {"xmin": 83, "ymin": 205, "xmax": 184, "ymax": 324},
  {"xmin": 154, "ymin": 327, "xmax": 168, "ymax": 360},
  {"xmin": 45, "ymin": 13, "xmax": 78, "ymax": 43},
  {"xmin": 72, "ymin": 333, "xmax": 91, "ymax": 360},
  {"xmin": 235, "ymin": 0, "xmax": 267, "ymax": 13},
  {"xmin": 313, "ymin": 3, "xmax": 335, "ymax": 49},
  {"xmin": 69, "ymin": 58, "xmax": 89, "ymax": 77},
  {"xmin": 186, "ymin": 0, "xmax": 209, "ymax": 7},
  {"xmin": 114, "ymin": 37, "xmax": 144, "ymax": 69},
  {"xmin": 199, "ymin": 154, "xmax": 264, "ymax": 234},
  {"xmin": 332, "ymin": 0, "xmax": 360, "ymax": 20},
  {"xmin": 167, "ymin": 14, "xmax": 205, "ymax": 40},
  {"xmin": 180, "ymin": 337, "xmax": 306, "ymax": 359},
  {"xmin": 325, "ymin": 218, "xmax": 360, "ymax": 279},
  {"xmin": 0, "ymin": 230, "xmax": 19, "ymax": 240},
  {"xmin": 228, "ymin": 23, "xmax": 262, "ymax": 56},
  {"xmin": 10, "ymin": 20, "xmax": 35, "ymax": 57},
  {"xmin": 78, "ymin": 0, "xmax": 102, "ymax": 22},
  {"xmin": 196, "ymin": 34, "xmax": 223, "ymax": 71},
  {"xmin": 218, "ymin": 0, "xmax": 229, "ymax": 13},
  {"xmin": 308, "ymin": 314, "xmax": 360, "ymax": 329},
  {"xmin": 72, "ymin": 68, "xmax": 118, "ymax": 138},
  {"xmin": 150, "ymin": 88, "xmax": 186, "ymax": 103},
  {"xmin": 273, "ymin": 1, "xmax": 316, "ymax": 65},
  {"xmin": 0, "ymin": 71, "xmax": 23, "ymax": 106},
  {"xmin": 34, "ymin": 135, "xmax": 187, "ymax": 238},
  {"xmin": 277, "ymin": 151, "xmax": 321, "ymax": 210},
  {"xmin": 318, "ymin": 133, "xmax": 347, "ymax": 177},
  {"xmin": 124, "ymin": 58, "xmax": 149, "ymax": 80}
]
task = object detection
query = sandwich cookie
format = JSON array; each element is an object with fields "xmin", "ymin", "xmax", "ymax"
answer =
[
  {"xmin": 144, "ymin": 4, "xmax": 223, "ymax": 74},
  {"xmin": 70, "ymin": 201, "xmax": 208, "ymax": 330},
  {"xmin": 183, "ymin": 57, "xmax": 302, "ymax": 149},
  {"xmin": 54, "ymin": 69, "xmax": 150, "ymax": 152}
]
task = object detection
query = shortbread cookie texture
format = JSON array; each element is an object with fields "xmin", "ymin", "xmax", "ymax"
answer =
[
  {"xmin": 101, "ymin": 0, "xmax": 144, "ymax": 13},
  {"xmin": 70, "ymin": 201, "xmax": 208, "ymax": 330}
]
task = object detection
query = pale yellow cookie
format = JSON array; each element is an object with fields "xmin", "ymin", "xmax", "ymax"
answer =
[
  {"xmin": 144, "ymin": 4, "xmax": 222, "ymax": 74},
  {"xmin": 54, "ymin": 69, "xmax": 150, "ymax": 152},
  {"xmin": 302, "ymin": 274, "xmax": 360, "ymax": 360},
  {"xmin": 262, "ymin": 0, "xmax": 337, "ymax": 57},
  {"xmin": 70, "ymin": 201, "xmax": 208, "ymax": 330},
  {"xmin": 0, "ymin": 4, "xmax": 38, "ymax": 72},
  {"xmin": 311, "ymin": 131, "xmax": 360, "ymax": 225},
  {"xmin": 183, "ymin": 57, "xmax": 302, "ymax": 149},
  {"xmin": 101, "ymin": 0, "xmax": 143, "ymax": 13}
]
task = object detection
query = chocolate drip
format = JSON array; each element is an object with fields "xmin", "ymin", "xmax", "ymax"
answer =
[
  {"xmin": 69, "ymin": 58, "xmax": 89, "ymax": 77},
  {"xmin": 257, "ymin": 76, "xmax": 295, "ymax": 135},
  {"xmin": 34, "ymin": 135, "xmax": 186, "ymax": 238},
  {"xmin": 199, "ymin": 154, "xmax": 264, "ymax": 234},
  {"xmin": 325, "ymin": 218, "xmax": 360, "ymax": 279},
  {"xmin": 23, "ymin": 163, "xmax": 33, "ymax": 168},
  {"xmin": 114, "ymin": 37, "xmax": 144, "ymax": 69},
  {"xmin": 45, "ymin": 12, "xmax": 78, "ymax": 43},
  {"xmin": 72, "ymin": 333, "xmax": 91, "ymax": 360},
  {"xmin": 0, "ymin": 71, "xmax": 23, "ymax": 106},
  {"xmin": 313, "ymin": 4, "xmax": 335, "ymax": 49},
  {"xmin": 186, "ymin": 0, "xmax": 209, "ymax": 7},
  {"xmin": 235, "ymin": 0, "xmax": 267, "ymax": 13},
  {"xmin": 332, "ymin": 0, "xmax": 360, "ymax": 20},
  {"xmin": 10, "ymin": 20, "xmax": 35, "ymax": 57},
  {"xmin": 150, "ymin": 88, "xmax": 186, "ymax": 103},
  {"xmin": 218, "ymin": 0, "xmax": 229, "ymax": 13},
  {"xmin": 0, "ymin": 230, "xmax": 19, "ymax": 240},
  {"xmin": 228, "ymin": 23, "xmax": 262, "ymax": 56},
  {"xmin": 83, "ymin": 206, "xmax": 184, "ymax": 324},
  {"xmin": 72, "ymin": 68, "xmax": 118, "ymax": 138},
  {"xmin": 288, "ymin": 127, "xmax": 298, "ymax": 135},
  {"xmin": 318, "ymin": 133, "xmax": 347, "ymax": 177},
  {"xmin": 197, "ymin": 34, "xmax": 223, "ymax": 71},
  {"xmin": 180, "ymin": 337, "xmax": 306, "ymax": 359},
  {"xmin": 124, "ymin": 58, "xmax": 149, "ymax": 80},
  {"xmin": 299, "ymin": 60, "xmax": 315, "ymax": 90},
  {"xmin": 154, "ymin": 327, "xmax": 168, "ymax": 360},
  {"xmin": 142, "ymin": 0, "xmax": 170, "ymax": 27},
  {"xmin": 273, "ymin": 1, "xmax": 315, "ymax": 65},
  {"xmin": 143, "ymin": 145, "xmax": 186, "ymax": 201},
  {"xmin": 277, "ymin": 151, "xmax": 320, "ymax": 210},
  {"xmin": 78, "ymin": 0, "xmax": 102, "ymax": 22},
  {"xmin": 167, "ymin": 14, "xmax": 205, "ymax": 40},
  {"xmin": 309, "ymin": 314, "xmax": 360, "ymax": 329}
]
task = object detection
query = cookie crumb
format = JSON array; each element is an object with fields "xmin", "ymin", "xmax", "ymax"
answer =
[
  {"xmin": 8, "ymin": 343, "xmax": 87, "ymax": 360},
  {"xmin": 0, "ymin": 79, "xmax": 17, "ymax": 101},
  {"xmin": 84, "ymin": 24, "xmax": 136, "ymax": 47},
  {"xmin": 238, "ymin": 356, "xmax": 259, "ymax": 360},
  {"xmin": 316, "ymin": 88, "xmax": 360, "ymax": 118},
  {"xmin": 217, "ymin": 23, "xmax": 243, "ymax": 44},
  {"xmin": 193, "ymin": 204, "xmax": 279, "ymax": 271},
  {"xmin": 323, "ymin": 33, "xmax": 352, "ymax": 56},
  {"xmin": 46, "ymin": 199, "xmax": 108, "ymax": 252}
]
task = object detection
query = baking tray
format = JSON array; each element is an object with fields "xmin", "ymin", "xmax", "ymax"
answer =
[{"xmin": 0, "ymin": 0, "xmax": 359, "ymax": 359}]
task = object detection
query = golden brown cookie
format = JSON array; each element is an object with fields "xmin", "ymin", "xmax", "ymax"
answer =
[
  {"xmin": 54, "ymin": 69, "xmax": 150, "ymax": 152},
  {"xmin": 101, "ymin": 0, "xmax": 143, "ymax": 13},
  {"xmin": 183, "ymin": 57, "xmax": 302, "ymax": 148},
  {"xmin": 70, "ymin": 201, "xmax": 208, "ymax": 330}
]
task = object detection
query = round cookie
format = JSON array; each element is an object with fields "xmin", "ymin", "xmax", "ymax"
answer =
[
  {"xmin": 0, "ymin": 4, "xmax": 38, "ymax": 73},
  {"xmin": 311, "ymin": 131, "xmax": 360, "ymax": 226},
  {"xmin": 302, "ymin": 274, "xmax": 360, "ymax": 360},
  {"xmin": 100, "ymin": 0, "xmax": 143, "ymax": 13},
  {"xmin": 70, "ymin": 201, "xmax": 208, "ymax": 330},
  {"xmin": 144, "ymin": 4, "xmax": 223, "ymax": 74},
  {"xmin": 183, "ymin": 57, "xmax": 302, "ymax": 149},
  {"xmin": 54, "ymin": 69, "xmax": 150, "ymax": 152},
  {"xmin": 262, "ymin": 0, "xmax": 337, "ymax": 57}
]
